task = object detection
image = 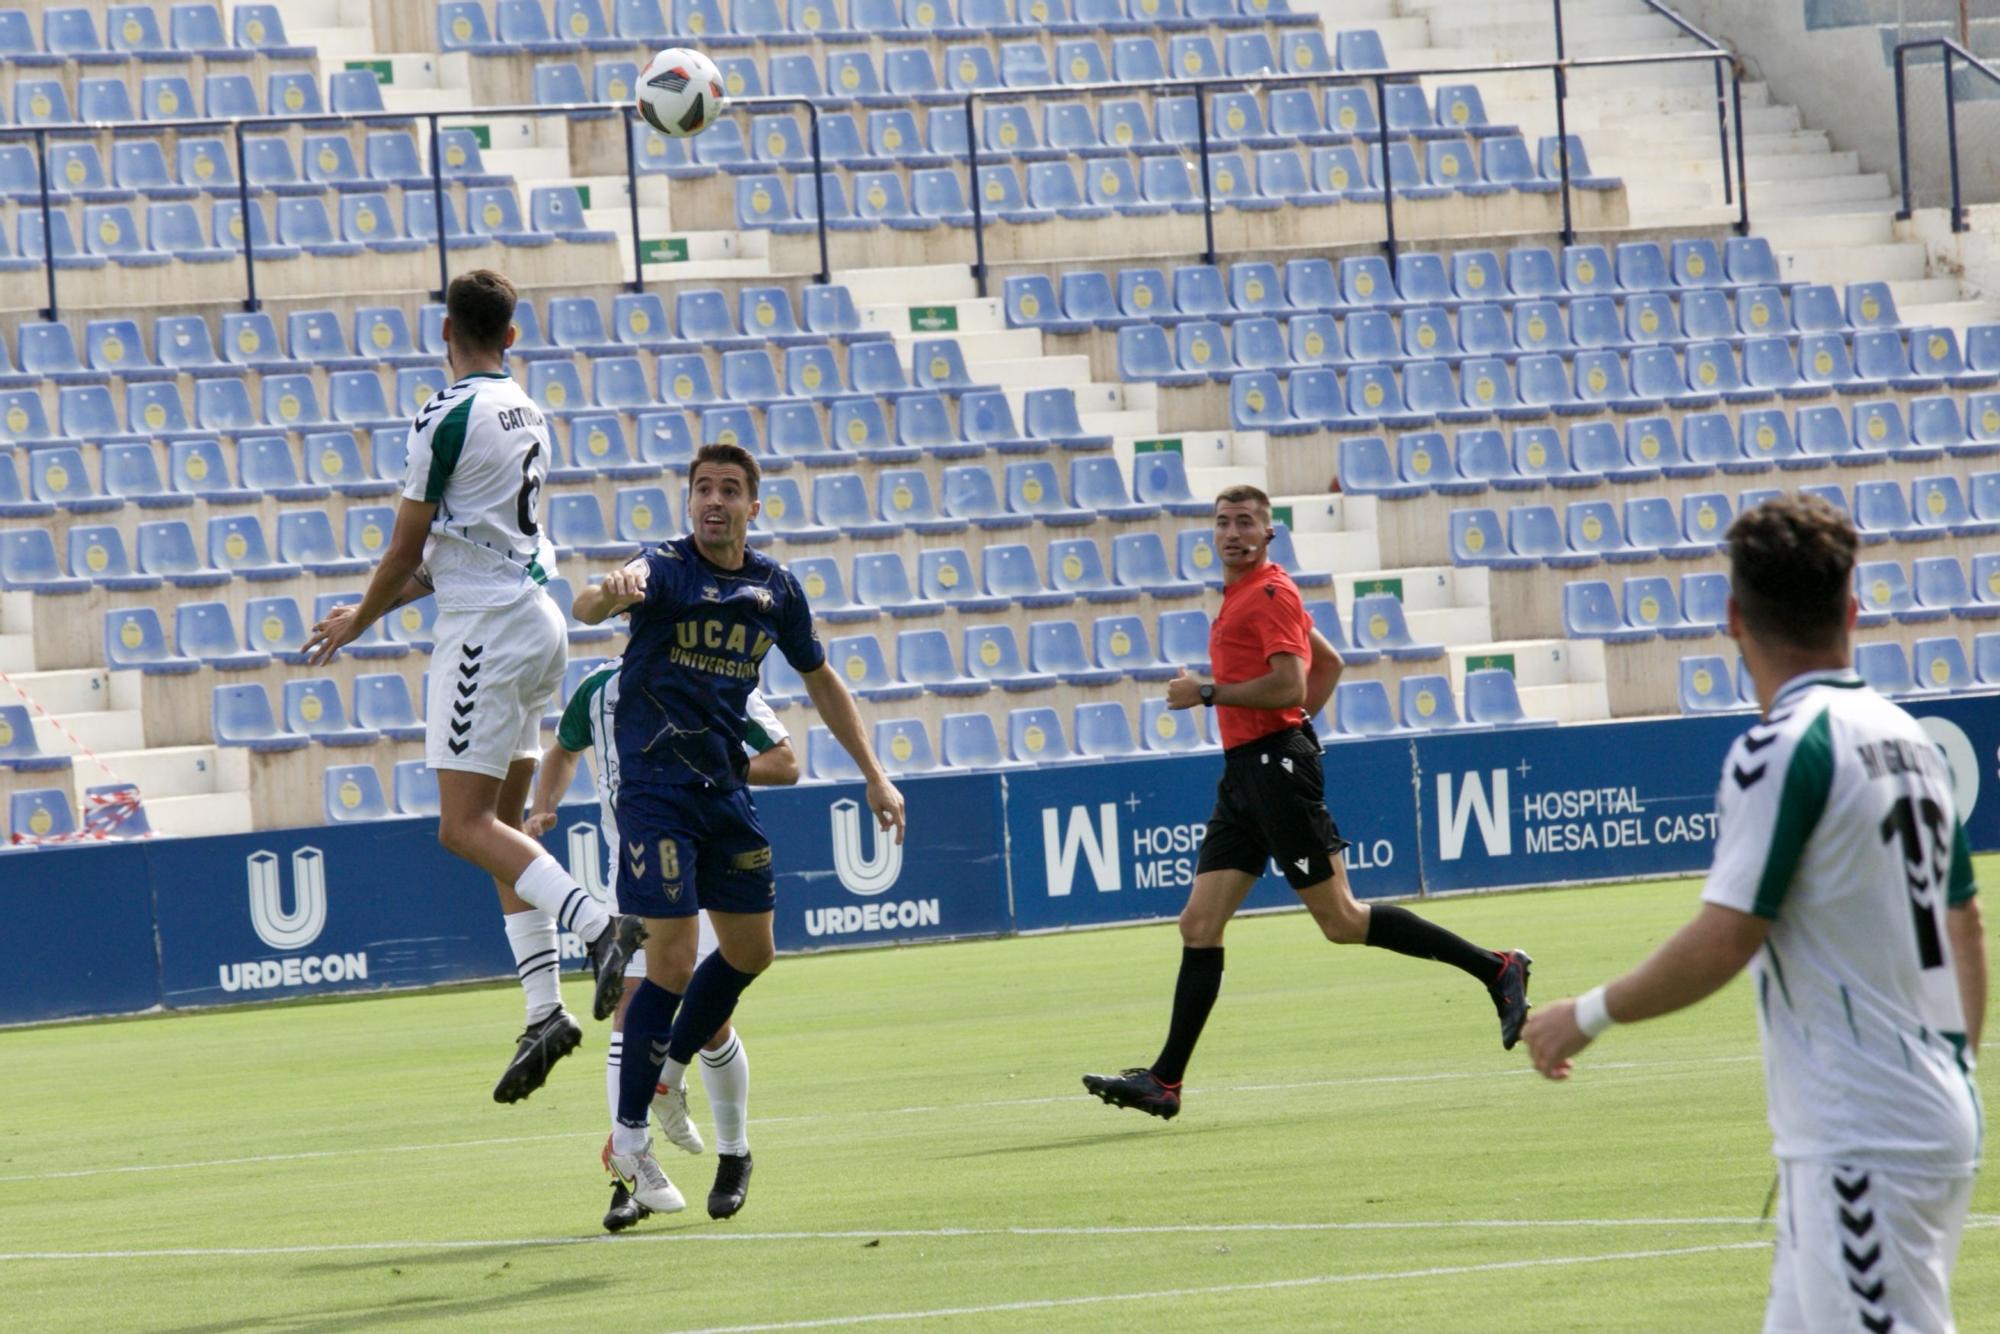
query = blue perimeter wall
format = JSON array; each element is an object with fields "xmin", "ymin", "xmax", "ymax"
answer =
[{"xmin": 7, "ymin": 699, "xmax": 1997, "ymax": 1026}]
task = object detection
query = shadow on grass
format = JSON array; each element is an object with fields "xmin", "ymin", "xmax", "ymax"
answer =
[
  {"xmin": 141, "ymin": 1275, "xmax": 597, "ymax": 1334},
  {"xmin": 940, "ymin": 1123, "xmax": 1238, "ymax": 1158}
]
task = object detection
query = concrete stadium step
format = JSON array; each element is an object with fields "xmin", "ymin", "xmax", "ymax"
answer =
[
  {"xmin": 1405, "ymin": 605, "xmax": 1494, "ymax": 646},
  {"xmin": 0, "ymin": 633, "xmax": 33, "ymax": 673},
  {"xmin": 36, "ymin": 710, "xmax": 145, "ymax": 756},
  {"xmin": 1271, "ymin": 493, "xmax": 1383, "ymax": 573},
  {"xmin": 860, "ymin": 297, "xmax": 1007, "ymax": 337},
  {"xmin": 79, "ymin": 745, "xmax": 228, "ymax": 802},
  {"xmin": 963, "ymin": 352, "xmax": 1093, "ymax": 390},
  {"xmin": 0, "ymin": 669, "xmax": 114, "ymax": 718},
  {"xmin": 1293, "ymin": 0, "xmax": 1399, "ymax": 22},
  {"xmin": 1782, "ymin": 241, "xmax": 1932, "ymax": 283},
  {"xmin": 491, "ymin": 147, "xmax": 580, "ymax": 183},
  {"xmin": 359, "ymin": 53, "xmax": 448, "ymax": 93},
  {"xmin": 1900, "ymin": 299, "xmax": 2000, "ymax": 330},
  {"xmin": 145, "ymin": 790, "xmax": 256, "ymax": 838},
  {"xmin": 1185, "ymin": 463, "xmax": 1264, "ymax": 496},
  {"xmin": 291, "ymin": 26, "xmax": 376, "ymax": 61},
  {"xmin": 839, "ymin": 264, "xmax": 980, "ymax": 304},
  {"xmin": 1331, "ymin": 566, "xmax": 1482, "ymax": 616},
  {"xmin": 1886, "ymin": 276, "xmax": 1967, "ymax": 307},
  {"xmin": 1754, "ymin": 211, "xmax": 1896, "ymax": 251}
]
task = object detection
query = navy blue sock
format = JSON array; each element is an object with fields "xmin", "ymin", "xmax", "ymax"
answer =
[
  {"xmin": 666, "ymin": 953, "xmax": 759, "ymax": 1066},
  {"xmin": 617, "ymin": 978, "xmax": 681, "ymax": 1130}
]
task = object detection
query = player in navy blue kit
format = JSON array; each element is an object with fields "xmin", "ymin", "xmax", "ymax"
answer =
[{"xmin": 573, "ymin": 442, "xmax": 906, "ymax": 1213}]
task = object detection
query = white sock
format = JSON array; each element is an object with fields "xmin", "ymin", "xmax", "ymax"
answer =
[
  {"xmin": 606, "ymin": 1029, "xmax": 624, "ymax": 1132},
  {"xmin": 611, "ymin": 1122, "xmax": 649, "ymax": 1156},
  {"xmin": 503, "ymin": 909, "xmax": 562, "ymax": 1023},
  {"xmin": 514, "ymin": 852, "xmax": 611, "ymax": 944},
  {"xmin": 699, "ymin": 1033, "xmax": 750, "ymax": 1156},
  {"xmin": 656, "ymin": 1055, "xmax": 691, "ymax": 1096}
]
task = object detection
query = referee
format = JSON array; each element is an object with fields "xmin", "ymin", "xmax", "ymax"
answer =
[{"xmin": 1084, "ymin": 484, "xmax": 1533, "ymax": 1120}]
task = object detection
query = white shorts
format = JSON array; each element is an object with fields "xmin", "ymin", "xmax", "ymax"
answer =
[
  {"xmin": 622, "ymin": 912, "xmax": 719, "ymax": 978},
  {"xmin": 1765, "ymin": 1159, "xmax": 1973, "ymax": 1334},
  {"xmin": 426, "ymin": 592, "xmax": 568, "ymax": 780}
]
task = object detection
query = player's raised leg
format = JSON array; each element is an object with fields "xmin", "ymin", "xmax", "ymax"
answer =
[{"xmin": 1085, "ymin": 867, "xmax": 1255, "ymax": 1119}]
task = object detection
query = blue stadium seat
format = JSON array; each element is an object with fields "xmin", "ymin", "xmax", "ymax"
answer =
[
  {"xmin": 1464, "ymin": 668, "xmax": 1535, "ymax": 727},
  {"xmin": 1333, "ymin": 680, "xmax": 1401, "ymax": 737},
  {"xmin": 1157, "ymin": 608, "xmax": 1212, "ymax": 671},
  {"xmin": 1854, "ymin": 641, "xmax": 1914, "ymax": 696},
  {"xmin": 1351, "ymin": 593, "xmax": 1444, "ymax": 659},
  {"xmin": 324, "ymin": 765, "xmax": 390, "ymax": 822},
  {"xmin": 1678, "ymin": 656, "xmax": 1740, "ymax": 713},
  {"xmin": 1032, "ymin": 619, "xmax": 1121, "ymax": 686},
  {"xmin": 176, "ymin": 600, "xmax": 267, "ymax": 670},
  {"xmin": 1073, "ymin": 702, "xmax": 1137, "ymax": 758},
  {"xmin": 10, "ymin": 789, "xmax": 77, "ymax": 842},
  {"xmin": 1911, "ymin": 638, "xmax": 1972, "ymax": 692},
  {"xmin": 1399, "ymin": 675, "xmax": 1463, "ymax": 730},
  {"xmin": 104, "ymin": 606, "xmax": 195, "ymax": 673},
  {"xmin": 940, "ymin": 713, "xmax": 1005, "ymax": 769},
  {"xmin": 0, "ymin": 706, "xmax": 65, "ymax": 774},
  {"xmin": 1007, "ymin": 707, "xmax": 1073, "ymax": 763}
]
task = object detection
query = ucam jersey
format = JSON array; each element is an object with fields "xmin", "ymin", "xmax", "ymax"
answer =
[
  {"xmin": 400, "ymin": 370, "xmax": 559, "ymax": 611},
  {"xmin": 1701, "ymin": 669, "xmax": 1981, "ymax": 1177},
  {"xmin": 616, "ymin": 536, "xmax": 824, "ymax": 793},
  {"xmin": 555, "ymin": 657, "xmax": 788, "ymax": 888}
]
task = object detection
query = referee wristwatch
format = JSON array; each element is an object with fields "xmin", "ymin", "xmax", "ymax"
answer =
[{"xmin": 1198, "ymin": 683, "xmax": 1215, "ymax": 707}]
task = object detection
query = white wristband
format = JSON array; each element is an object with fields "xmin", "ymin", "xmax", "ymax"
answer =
[{"xmin": 1575, "ymin": 985, "xmax": 1616, "ymax": 1039}]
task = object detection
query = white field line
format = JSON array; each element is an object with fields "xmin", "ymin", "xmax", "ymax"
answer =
[
  {"xmin": 663, "ymin": 1243, "xmax": 1781, "ymax": 1334},
  {"xmin": 0, "ymin": 1219, "xmax": 1780, "ymax": 1264},
  {"xmin": 0, "ymin": 1053, "xmax": 1761, "ymax": 1186}
]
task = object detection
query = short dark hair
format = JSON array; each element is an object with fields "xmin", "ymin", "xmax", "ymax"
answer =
[
  {"xmin": 1214, "ymin": 483, "xmax": 1271, "ymax": 514},
  {"xmin": 1726, "ymin": 493, "xmax": 1857, "ymax": 652},
  {"xmin": 689, "ymin": 442, "xmax": 761, "ymax": 497},
  {"xmin": 445, "ymin": 269, "xmax": 517, "ymax": 353}
]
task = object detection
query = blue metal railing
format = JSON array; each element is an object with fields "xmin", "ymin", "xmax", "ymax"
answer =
[
  {"xmin": 1894, "ymin": 35, "xmax": 2000, "ymax": 230},
  {"xmin": 3, "ymin": 39, "xmax": 1747, "ymax": 316}
]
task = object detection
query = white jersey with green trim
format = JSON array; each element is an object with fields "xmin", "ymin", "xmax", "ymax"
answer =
[
  {"xmin": 1701, "ymin": 669, "xmax": 1982, "ymax": 1176},
  {"xmin": 400, "ymin": 370, "xmax": 559, "ymax": 611},
  {"xmin": 555, "ymin": 657, "xmax": 788, "ymax": 887}
]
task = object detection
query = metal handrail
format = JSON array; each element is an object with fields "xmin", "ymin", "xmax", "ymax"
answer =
[
  {"xmin": 5, "ymin": 41, "xmax": 1746, "ymax": 316},
  {"xmin": 1622, "ymin": 0, "xmax": 1737, "ymax": 212},
  {"xmin": 1893, "ymin": 35, "xmax": 2000, "ymax": 231}
]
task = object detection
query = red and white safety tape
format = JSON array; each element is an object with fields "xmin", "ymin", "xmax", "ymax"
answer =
[{"xmin": 0, "ymin": 667, "xmax": 150, "ymax": 845}]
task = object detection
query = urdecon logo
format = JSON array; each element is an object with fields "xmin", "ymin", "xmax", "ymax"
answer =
[
  {"xmin": 221, "ymin": 848, "xmax": 369, "ymax": 992},
  {"xmin": 806, "ymin": 798, "xmax": 937, "ymax": 938}
]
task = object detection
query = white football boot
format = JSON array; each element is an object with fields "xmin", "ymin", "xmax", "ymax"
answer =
[
  {"xmin": 604, "ymin": 1136, "xmax": 686, "ymax": 1214},
  {"xmin": 652, "ymin": 1081, "xmax": 706, "ymax": 1154}
]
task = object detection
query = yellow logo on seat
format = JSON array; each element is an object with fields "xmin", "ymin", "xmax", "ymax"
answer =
[
  {"xmin": 1245, "ymin": 387, "xmax": 1265, "ymax": 412},
  {"xmin": 1411, "ymin": 449, "xmax": 1432, "ymax": 475},
  {"xmin": 1368, "ymin": 613, "xmax": 1388, "ymax": 639},
  {"xmin": 847, "ymin": 417, "xmax": 868, "ymax": 443},
  {"xmin": 301, "ymin": 695, "xmax": 323, "ymax": 724},
  {"xmin": 1581, "ymin": 515, "xmax": 1602, "ymax": 542},
  {"xmin": 1024, "ymin": 723, "xmax": 1045, "ymax": 751},
  {"xmin": 1062, "ymin": 553, "xmax": 1083, "ymax": 581},
  {"xmin": 1693, "ymin": 667, "xmax": 1713, "ymax": 694},
  {"xmin": 1109, "ymin": 629, "xmax": 1131, "ymax": 656},
  {"xmin": 1415, "ymin": 689, "xmax": 1436, "ymax": 717},
  {"xmin": 979, "ymin": 638, "xmax": 1001, "ymax": 666},
  {"xmin": 1156, "ymin": 712, "xmax": 1177, "ymax": 737},
  {"xmin": 844, "ymin": 654, "xmax": 866, "ymax": 681},
  {"xmin": 46, "ymin": 463, "xmax": 69, "ymax": 493},
  {"xmin": 1638, "ymin": 596, "xmax": 1659, "ymax": 623},
  {"xmin": 85, "ymin": 543, "xmax": 108, "ymax": 573},
  {"xmin": 891, "ymin": 484, "xmax": 914, "ymax": 511},
  {"xmin": 339, "ymin": 779, "xmax": 361, "ymax": 808},
  {"xmin": 321, "ymin": 448, "xmax": 344, "ymax": 477},
  {"xmin": 120, "ymin": 619, "xmax": 144, "ymax": 649},
  {"xmin": 1640, "ymin": 432, "xmax": 1659, "ymax": 459},
  {"xmin": 938, "ymin": 563, "xmax": 959, "ymax": 588},
  {"xmin": 145, "ymin": 403, "xmax": 167, "ymax": 430},
  {"xmin": 1020, "ymin": 293, "xmax": 1040, "ymax": 317},
  {"xmin": 673, "ymin": 375, "xmax": 694, "ymax": 399},
  {"xmin": 804, "ymin": 570, "xmax": 824, "ymax": 598},
  {"xmin": 1465, "ymin": 527, "xmax": 1486, "ymax": 552},
  {"xmin": 891, "ymin": 733, "xmax": 913, "ymax": 761}
]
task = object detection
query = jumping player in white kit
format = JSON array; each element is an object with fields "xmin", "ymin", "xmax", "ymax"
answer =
[
  {"xmin": 306, "ymin": 269, "xmax": 643, "ymax": 1103},
  {"xmin": 1525, "ymin": 494, "xmax": 1985, "ymax": 1334}
]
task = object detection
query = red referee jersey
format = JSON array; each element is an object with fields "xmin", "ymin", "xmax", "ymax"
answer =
[{"xmin": 1208, "ymin": 559, "xmax": 1310, "ymax": 749}]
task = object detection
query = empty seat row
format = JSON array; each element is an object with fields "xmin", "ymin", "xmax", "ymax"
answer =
[
  {"xmin": 1341, "ymin": 401, "xmax": 2000, "ymax": 497},
  {"xmin": 0, "ymin": 4, "xmax": 300, "ymax": 61},
  {"xmin": 5, "ymin": 130, "xmax": 504, "ymax": 202},
  {"xmin": 1567, "ymin": 554, "xmax": 2000, "ymax": 643},
  {"xmin": 0, "ymin": 285, "xmax": 876, "ymax": 386},
  {"xmin": 445, "ymin": 0, "xmax": 1317, "ymax": 54},
  {"xmin": 2, "ymin": 188, "xmax": 606, "ymax": 268},
  {"xmin": 1108, "ymin": 292, "xmax": 1944, "ymax": 383},
  {"xmin": 728, "ymin": 136, "xmax": 1601, "ymax": 231},
  {"xmin": 7, "ymin": 67, "xmax": 385, "ymax": 127},
  {"xmin": 663, "ymin": 83, "xmax": 1514, "ymax": 176},
  {"xmin": 108, "ymin": 596, "xmax": 437, "ymax": 676},
  {"xmin": 1223, "ymin": 333, "xmax": 1984, "ymax": 435},
  {"xmin": 322, "ymin": 759, "xmax": 445, "ymax": 822},
  {"xmin": 4, "ymin": 784, "xmax": 153, "ymax": 845},
  {"xmin": 1008, "ymin": 243, "xmax": 1789, "ymax": 338},
  {"xmin": 1451, "ymin": 476, "xmax": 2000, "ymax": 570},
  {"xmin": 1680, "ymin": 637, "xmax": 2000, "ymax": 712}
]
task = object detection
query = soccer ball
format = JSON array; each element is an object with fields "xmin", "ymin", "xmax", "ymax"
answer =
[{"xmin": 637, "ymin": 47, "xmax": 725, "ymax": 138}]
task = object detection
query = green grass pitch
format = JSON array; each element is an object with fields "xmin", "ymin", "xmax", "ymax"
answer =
[{"xmin": 3, "ymin": 867, "xmax": 1994, "ymax": 1333}]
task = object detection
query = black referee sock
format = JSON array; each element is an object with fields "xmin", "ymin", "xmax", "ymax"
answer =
[
  {"xmin": 1363, "ymin": 904, "xmax": 1504, "ymax": 983},
  {"xmin": 1151, "ymin": 946, "xmax": 1224, "ymax": 1086}
]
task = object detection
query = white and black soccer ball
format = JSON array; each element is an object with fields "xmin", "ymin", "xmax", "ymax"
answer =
[{"xmin": 637, "ymin": 47, "xmax": 725, "ymax": 139}]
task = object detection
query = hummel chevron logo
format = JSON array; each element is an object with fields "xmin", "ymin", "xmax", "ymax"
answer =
[
  {"xmin": 450, "ymin": 718, "xmax": 471, "ymax": 737},
  {"xmin": 458, "ymin": 661, "xmax": 482, "ymax": 680},
  {"xmin": 1842, "ymin": 1242, "xmax": 1882, "ymax": 1273},
  {"xmin": 1834, "ymin": 1173, "xmax": 1870, "ymax": 1203},
  {"xmin": 447, "ymin": 738, "xmax": 469, "ymax": 754},
  {"xmin": 413, "ymin": 398, "xmax": 450, "ymax": 432},
  {"xmin": 453, "ymin": 700, "xmax": 474, "ymax": 718},
  {"xmin": 1839, "ymin": 1207, "xmax": 1875, "ymax": 1236},
  {"xmin": 1849, "ymin": 1277, "xmax": 1886, "ymax": 1303},
  {"xmin": 457, "ymin": 681, "xmax": 476, "ymax": 698},
  {"xmin": 1860, "ymin": 1313, "xmax": 1894, "ymax": 1334},
  {"xmin": 1743, "ymin": 731, "xmax": 1779, "ymax": 753},
  {"xmin": 462, "ymin": 644, "xmax": 485, "ymax": 660},
  {"xmin": 1732, "ymin": 762, "xmax": 1766, "ymax": 789}
]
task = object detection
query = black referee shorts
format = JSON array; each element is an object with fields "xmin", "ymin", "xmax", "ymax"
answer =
[{"xmin": 1195, "ymin": 725, "xmax": 1350, "ymax": 890}]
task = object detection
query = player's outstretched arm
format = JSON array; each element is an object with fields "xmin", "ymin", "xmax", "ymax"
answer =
[
  {"xmin": 304, "ymin": 497, "xmax": 436, "ymax": 665},
  {"xmin": 572, "ymin": 562, "xmax": 649, "ymax": 624},
  {"xmin": 799, "ymin": 664, "xmax": 906, "ymax": 844},
  {"xmin": 1948, "ymin": 897, "xmax": 1986, "ymax": 1055},
  {"xmin": 525, "ymin": 742, "xmax": 583, "ymax": 837},
  {"xmin": 1523, "ymin": 901, "xmax": 1768, "ymax": 1080}
]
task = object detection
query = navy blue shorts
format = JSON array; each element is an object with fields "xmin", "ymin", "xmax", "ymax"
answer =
[{"xmin": 614, "ymin": 784, "xmax": 776, "ymax": 919}]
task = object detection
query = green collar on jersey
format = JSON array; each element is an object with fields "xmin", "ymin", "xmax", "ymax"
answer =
[{"xmin": 1771, "ymin": 669, "xmax": 1865, "ymax": 707}]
